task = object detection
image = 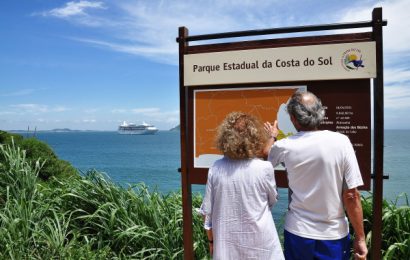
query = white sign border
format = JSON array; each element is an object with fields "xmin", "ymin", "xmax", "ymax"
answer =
[{"xmin": 184, "ymin": 41, "xmax": 376, "ymax": 86}]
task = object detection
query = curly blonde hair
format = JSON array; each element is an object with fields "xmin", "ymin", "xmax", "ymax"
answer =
[{"xmin": 216, "ymin": 112, "xmax": 269, "ymax": 160}]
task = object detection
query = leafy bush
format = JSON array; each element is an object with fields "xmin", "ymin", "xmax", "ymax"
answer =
[
  {"xmin": 0, "ymin": 143, "xmax": 209, "ymax": 259},
  {"xmin": 0, "ymin": 130, "xmax": 23, "ymax": 145},
  {"xmin": 0, "ymin": 131, "xmax": 77, "ymax": 181},
  {"xmin": 20, "ymin": 137, "xmax": 77, "ymax": 180},
  {"xmin": 0, "ymin": 141, "xmax": 44, "ymax": 258},
  {"xmin": 3, "ymin": 130, "xmax": 407, "ymax": 259},
  {"xmin": 361, "ymin": 193, "xmax": 410, "ymax": 259}
]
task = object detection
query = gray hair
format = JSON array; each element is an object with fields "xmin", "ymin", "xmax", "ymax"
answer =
[{"xmin": 287, "ymin": 90, "xmax": 325, "ymax": 129}]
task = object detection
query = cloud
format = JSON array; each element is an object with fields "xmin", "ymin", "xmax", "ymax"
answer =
[
  {"xmin": 38, "ymin": 0, "xmax": 282, "ymax": 64},
  {"xmin": 11, "ymin": 104, "xmax": 48, "ymax": 113},
  {"xmin": 82, "ymin": 119, "xmax": 97, "ymax": 123},
  {"xmin": 0, "ymin": 111, "xmax": 16, "ymax": 116},
  {"xmin": 69, "ymin": 37, "xmax": 176, "ymax": 64},
  {"xmin": 336, "ymin": 0, "xmax": 410, "ymax": 114},
  {"xmin": 131, "ymin": 108, "xmax": 161, "ymax": 114},
  {"xmin": 385, "ymin": 85, "xmax": 410, "ymax": 109},
  {"xmin": 10, "ymin": 104, "xmax": 70, "ymax": 114},
  {"xmin": 110, "ymin": 107, "xmax": 179, "ymax": 124},
  {"xmin": 0, "ymin": 89, "xmax": 35, "ymax": 97},
  {"xmin": 37, "ymin": 0, "xmax": 108, "ymax": 27},
  {"xmin": 36, "ymin": 0, "xmax": 410, "ymax": 68},
  {"xmin": 338, "ymin": 0, "xmax": 410, "ymax": 54},
  {"xmin": 140, "ymin": 109, "xmax": 180, "ymax": 124},
  {"xmin": 84, "ymin": 108, "xmax": 99, "ymax": 113},
  {"xmin": 111, "ymin": 108, "xmax": 127, "ymax": 114},
  {"xmin": 385, "ymin": 68, "xmax": 410, "ymax": 84},
  {"xmin": 43, "ymin": 1, "xmax": 106, "ymax": 18},
  {"xmin": 131, "ymin": 108, "xmax": 179, "ymax": 122},
  {"xmin": 54, "ymin": 106, "xmax": 70, "ymax": 112}
]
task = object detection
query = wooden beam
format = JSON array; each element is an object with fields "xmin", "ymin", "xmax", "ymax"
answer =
[
  {"xmin": 371, "ymin": 7, "xmax": 385, "ymax": 260},
  {"xmin": 178, "ymin": 26, "xmax": 194, "ymax": 260}
]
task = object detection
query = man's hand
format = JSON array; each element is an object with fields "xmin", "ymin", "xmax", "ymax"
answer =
[
  {"xmin": 264, "ymin": 120, "xmax": 279, "ymax": 139},
  {"xmin": 353, "ymin": 239, "xmax": 367, "ymax": 260},
  {"xmin": 343, "ymin": 188, "xmax": 368, "ymax": 260},
  {"xmin": 263, "ymin": 120, "xmax": 279, "ymax": 158}
]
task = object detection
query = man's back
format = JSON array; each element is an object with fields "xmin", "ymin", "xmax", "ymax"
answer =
[
  {"xmin": 264, "ymin": 90, "xmax": 368, "ymax": 259},
  {"xmin": 268, "ymin": 130, "xmax": 363, "ymax": 239}
]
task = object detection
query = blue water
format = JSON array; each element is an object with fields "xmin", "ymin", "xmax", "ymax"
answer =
[
  {"xmin": 35, "ymin": 131, "xmax": 182, "ymax": 194},
  {"xmin": 383, "ymin": 130, "xmax": 410, "ymax": 201},
  {"xmin": 32, "ymin": 130, "xmax": 410, "ymax": 223}
]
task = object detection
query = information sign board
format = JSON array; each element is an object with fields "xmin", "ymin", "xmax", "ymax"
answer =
[{"xmin": 185, "ymin": 42, "xmax": 376, "ymax": 86}]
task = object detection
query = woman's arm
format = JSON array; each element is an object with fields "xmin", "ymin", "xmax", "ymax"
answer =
[{"xmin": 206, "ymin": 228, "xmax": 213, "ymax": 256}]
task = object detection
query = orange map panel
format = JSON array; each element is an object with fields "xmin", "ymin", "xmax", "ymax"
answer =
[{"xmin": 194, "ymin": 87, "xmax": 297, "ymax": 159}]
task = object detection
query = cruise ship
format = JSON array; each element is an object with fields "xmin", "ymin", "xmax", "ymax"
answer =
[{"xmin": 118, "ymin": 121, "xmax": 158, "ymax": 135}]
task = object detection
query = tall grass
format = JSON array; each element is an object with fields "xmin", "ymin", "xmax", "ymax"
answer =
[
  {"xmin": 1, "ymin": 140, "xmax": 409, "ymax": 259},
  {"xmin": 361, "ymin": 193, "xmax": 410, "ymax": 259},
  {"xmin": 0, "ymin": 142, "xmax": 209, "ymax": 259}
]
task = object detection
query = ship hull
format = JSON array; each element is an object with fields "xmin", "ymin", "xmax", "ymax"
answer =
[
  {"xmin": 118, "ymin": 121, "xmax": 158, "ymax": 135},
  {"xmin": 118, "ymin": 129, "xmax": 158, "ymax": 135}
]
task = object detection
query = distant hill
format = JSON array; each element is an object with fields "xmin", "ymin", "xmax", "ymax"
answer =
[
  {"xmin": 169, "ymin": 125, "xmax": 180, "ymax": 131},
  {"xmin": 9, "ymin": 128, "xmax": 79, "ymax": 133},
  {"xmin": 51, "ymin": 128, "xmax": 77, "ymax": 132}
]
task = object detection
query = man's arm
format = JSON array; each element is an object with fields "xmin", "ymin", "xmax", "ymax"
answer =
[
  {"xmin": 263, "ymin": 120, "xmax": 278, "ymax": 159},
  {"xmin": 343, "ymin": 188, "xmax": 368, "ymax": 260}
]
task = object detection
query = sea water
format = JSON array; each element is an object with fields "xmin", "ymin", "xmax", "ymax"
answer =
[
  {"xmin": 33, "ymin": 130, "xmax": 410, "ymax": 224},
  {"xmin": 34, "ymin": 131, "xmax": 182, "ymax": 193}
]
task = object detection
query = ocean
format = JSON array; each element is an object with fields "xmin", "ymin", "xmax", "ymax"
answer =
[{"xmin": 31, "ymin": 130, "xmax": 410, "ymax": 223}]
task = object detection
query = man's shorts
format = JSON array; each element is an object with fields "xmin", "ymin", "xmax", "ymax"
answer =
[{"xmin": 284, "ymin": 230, "xmax": 351, "ymax": 260}]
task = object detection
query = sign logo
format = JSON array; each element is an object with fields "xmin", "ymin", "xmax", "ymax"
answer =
[{"xmin": 341, "ymin": 48, "xmax": 365, "ymax": 71}]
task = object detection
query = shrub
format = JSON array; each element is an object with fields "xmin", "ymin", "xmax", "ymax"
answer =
[
  {"xmin": 0, "ymin": 143, "xmax": 209, "ymax": 259},
  {"xmin": 4, "ymin": 130, "xmax": 407, "ymax": 259},
  {"xmin": 0, "ymin": 130, "xmax": 23, "ymax": 145},
  {"xmin": 0, "ymin": 131, "xmax": 77, "ymax": 181},
  {"xmin": 361, "ymin": 193, "xmax": 410, "ymax": 259},
  {"xmin": 0, "ymin": 141, "xmax": 44, "ymax": 258}
]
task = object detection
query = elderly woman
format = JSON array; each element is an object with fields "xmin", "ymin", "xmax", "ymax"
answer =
[{"xmin": 200, "ymin": 112, "xmax": 284, "ymax": 260}]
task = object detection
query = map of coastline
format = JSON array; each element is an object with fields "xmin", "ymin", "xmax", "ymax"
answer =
[{"xmin": 194, "ymin": 86, "xmax": 305, "ymax": 168}]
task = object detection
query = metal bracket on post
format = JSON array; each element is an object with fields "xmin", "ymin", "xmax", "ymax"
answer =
[{"xmin": 371, "ymin": 173, "xmax": 389, "ymax": 180}]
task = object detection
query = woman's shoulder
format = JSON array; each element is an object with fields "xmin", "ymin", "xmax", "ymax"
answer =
[
  {"xmin": 211, "ymin": 156, "xmax": 230, "ymax": 167},
  {"xmin": 250, "ymin": 158, "xmax": 274, "ymax": 170},
  {"xmin": 248, "ymin": 159, "xmax": 275, "ymax": 183}
]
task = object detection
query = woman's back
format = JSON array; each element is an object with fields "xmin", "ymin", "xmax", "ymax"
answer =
[{"xmin": 203, "ymin": 157, "xmax": 283, "ymax": 259}]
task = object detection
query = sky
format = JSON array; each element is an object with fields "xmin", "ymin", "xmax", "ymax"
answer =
[{"xmin": 0, "ymin": 0, "xmax": 409, "ymax": 130}]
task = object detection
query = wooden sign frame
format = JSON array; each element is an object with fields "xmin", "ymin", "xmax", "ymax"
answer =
[{"xmin": 177, "ymin": 7, "xmax": 386, "ymax": 259}]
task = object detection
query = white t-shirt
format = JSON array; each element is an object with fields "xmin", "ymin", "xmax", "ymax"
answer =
[{"xmin": 268, "ymin": 130, "xmax": 363, "ymax": 240}]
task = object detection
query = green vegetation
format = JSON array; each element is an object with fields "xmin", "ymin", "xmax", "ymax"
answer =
[
  {"xmin": 0, "ymin": 139, "xmax": 209, "ymax": 259},
  {"xmin": 0, "ymin": 130, "xmax": 409, "ymax": 259},
  {"xmin": 277, "ymin": 129, "xmax": 293, "ymax": 140},
  {"xmin": 0, "ymin": 131, "xmax": 77, "ymax": 181},
  {"xmin": 361, "ymin": 193, "xmax": 410, "ymax": 259}
]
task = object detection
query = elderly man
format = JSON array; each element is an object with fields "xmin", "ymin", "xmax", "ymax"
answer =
[{"xmin": 264, "ymin": 90, "xmax": 368, "ymax": 260}]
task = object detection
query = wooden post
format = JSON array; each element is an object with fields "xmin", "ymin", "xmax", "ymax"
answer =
[
  {"xmin": 178, "ymin": 26, "xmax": 194, "ymax": 260},
  {"xmin": 371, "ymin": 7, "xmax": 384, "ymax": 260}
]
